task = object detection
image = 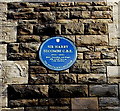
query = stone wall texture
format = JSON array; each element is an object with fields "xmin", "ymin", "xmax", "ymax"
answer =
[{"xmin": 0, "ymin": 0, "xmax": 120, "ymax": 111}]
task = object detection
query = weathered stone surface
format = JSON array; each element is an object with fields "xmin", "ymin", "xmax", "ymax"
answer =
[
  {"xmin": 29, "ymin": 74, "xmax": 59, "ymax": 84},
  {"xmin": 29, "ymin": 60, "xmax": 41, "ymax": 66},
  {"xmin": 77, "ymin": 46, "xmax": 94, "ymax": 52},
  {"xmin": 91, "ymin": 66, "xmax": 106, "ymax": 74},
  {"xmin": 84, "ymin": 52, "xmax": 101, "ymax": 59},
  {"xmin": 2, "ymin": 108, "xmax": 24, "ymax": 111},
  {"xmin": 18, "ymin": 24, "xmax": 33, "ymax": 35},
  {"xmin": 49, "ymin": 98, "xmax": 70, "ymax": 105},
  {"xmin": 61, "ymin": 23, "xmax": 84, "ymax": 34},
  {"xmin": 70, "ymin": 11, "xmax": 82, "ymax": 19},
  {"xmin": 8, "ymin": 53, "xmax": 37, "ymax": 60},
  {"xmin": 101, "ymin": 52, "xmax": 117, "ymax": 59},
  {"xmin": 0, "ymin": 44, "xmax": 7, "ymax": 60},
  {"xmin": 8, "ymin": 85, "xmax": 48, "ymax": 99},
  {"xmin": 99, "ymin": 97, "xmax": 120, "ymax": 107},
  {"xmin": 38, "ymin": 12, "xmax": 56, "ymax": 23},
  {"xmin": 76, "ymin": 35, "xmax": 108, "ymax": 46},
  {"xmin": 8, "ymin": 43, "xmax": 19, "ymax": 53},
  {"xmin": 63, "ymin": 35, "xmax": 75, "ymax": 43},
  {"xmin": 91, "ymin": 2, "xmax": 107, "ymax": 6},
  {"xmin": 74, "ymin": 2, "xmax": 92, "ymax": 6},
  {"xmin": 89, "ymin": 85, "xmax": 118, "ymax": 97},
  {"xmin": 77, "ymin": 53, "xmax": 83, "ymax": 59},
  {"xmin": 91, "ymin": 60, "xmax": 117, "ymax": 66},
  {"xmin": 56, "ymin": 12, "xmax": 69, "ymax": 19},
  {"xmin": 1, "ymin": 26, "xmax": 17, "ymax": 42},
  {"xmin": 19, "ymin": 43, "xmax": 40, "ymax": 53},
  {"xmin": 78, "ymin": 74, "xmax": 106, "ymax": 84},
  {"xmin": 95, "ymin": 46, "xmax": 116, "ymax": 52},
  {"xmin": 60, "ymin": 74, "xmax": 77, "ymax": 83},
  {"xmin": 100, "ymin": 107, "xmax": 120, "ymax": 111},
  {"xmin": 71, "ymin": 98, "xmax": 98, "ymax": 111},
  {"xmin": 39, "ymin": 98, "xmax": 49, "ymax": 106},
  {"xmin": 87, "ymin": 6, "xmax": 112, "ymax": 11},
  {"xmin": 49, "ymin": 85, "xmax": 88, "ymax": 98},
  {"xmin": 8, "ymin": 12, "xmax": 38, "ymax": 20},
  {"xmin": 24, "ymin": 107, "xmax": 48, "ymax": 111},
  {"xmin": 30, "ymin": 66, "xmax": 47, "ymax": 74},
  {"xmin": 70, "ymin": 60, "xmax": 90, "ymax": 73},
  {"xmin": 34, "ymin": 24, "xmax": 61, "ymax": 35},
  {"xmin": 9, "ymin": 99, "xmax": 38, "ymax": 107},
  {"xmin": 34, "ymin": 6, "xmax": 50, "ymax": 11},
  {"xmin": 57, "ymin": 2, "xmax": 74, "ymax": 6},
  {"xmin": 85, "ymin": 23, "xmax": 108, "ymax": 35},
  {"xmin": 49, "ymin": 106, "xmax": 70, "ymax": 111},
  {"xmin": 18, "ymin": 35, "xmax": 41, "ymax": 42},
  {"xmin": 0, "ymin": 61, "xmax": 28, "ymax": 84},
  {"xmin": 107, "ymin": 66, "xmax": 120, "ymax": 77},
  {"xmin": 59, "ymin": 69, "xmax": 69, "ymax": 74},
  {"xmin": 92, "ymin": 11, "xmax": 112, "ymax": 18}
]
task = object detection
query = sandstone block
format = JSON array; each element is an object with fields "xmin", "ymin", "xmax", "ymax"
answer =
[
  {"xmin": 78, "ymin": 74, "xmax": 106, "ymax": 84},
  {"xmin": 87, "ymin": 6, "xmax": 112, "ymax": 11},
  {"xmin": 9, "ymin": 99, "xmax": 38, "ymax": 107},
  {"xmin": 76, "ymin": 35, "xmax": 108, "ymax": 46},
  {"xmin": 18, "ymin": 24, "xmax": 33, "ymax": 35},
  {"xmin": 56, "ymin": 12, "xmax": 69, "ymax": 19},
  {"xmin": 1, "ymin": 26, "xmax": 17, "ymax": 42},
  {"xmin": 71, "ymin": 98, "xmax": 98, "ymax": 111},
  {"xmin": 77, "ymin": 46, "xmax": 94, "ymax": 52},
  {"xmin": 75, "ymin": 2, "xmax": 91, "ymax": 6},
  {"xmin": 89, "ymin": 85, "xmax": 118, "ymax": 97},
  {"xmin": 84, "ymin": 52, "xmax": 101, "ymax": 59},
  {"xmin": 34, "ymin": 24, "xmax": 61, "ymax": 35},
  {"xmin": 92, "ymin": 11, "xmax": 112, "ymax": 18},
  {"xmin": 19, "ymin": 43, "xmax": 40, "ymax": 53},
  {"xmin": 1, "ymin": 61, "xmax": 28, "ymax": 84},
  {"xmin": 61, "ymin": 23, "xmax": 84, "ymax": 34},
  {"xmin": 8, "ymin": 85, "xmax": 48, "ymax": 99},
  {"xmin": 18, "ymin": 35, "xmax": 41, "ymax": 42},
  {"xmin": 99, "ymin": 97, "xmax": 119, "ymax": 107},
  {"xmin": 95, "ymin": 46, "xmax": 116, "ymax": 52},
  {"xmin": 34, "ymin": 6, "xmax": 50, "ymax": 11},
  {"xmin": 0, "ymin": 44, "xmax": 7, "ymax": 60},
  {"xmin": 91, "ymin": 66, "xmax": 106, "ymax": 74},
  {"xmin": 49, "ymin": 106, "xmax": 70, "ymax": 111},
  {"xmin": 2, "ymin": 108, "xmax": 24, "ymax": 111},
  {"xmin": 24, "ymin": 107, "xmax": 48, "ymax": 111},
  {"xmin": 70, "ymin": 60, "xmax": 90, "ymax": 73},
  {"xmin": 49, "ymin": 98, "xmax": 70, "ymax": 106},
  {"xmin": 38, "ymin": 12, "xmax": 56, "ymax": 23},
  {"xmin": 30, "ymin": 66, "xmax": 47, "ymax": 74},
  {"xmin": 8, "ymin": 43, "xmax": 19, "ymax": 53},
  {"xmin": 70, "ymin": 11, "xmax": 82, "ymax": 19},
  {"xmin": 85, "ymin": 23, "xmax": 108, "ymax": 35},
  {"xmin": 8, "ymin": 53, "xmax": 37, "ymax": 60},
  {"xmin": 60, "ymin": 74, "xmax": 77, "ymax": 83},
  {"xmin": 29, "ymin": 74, "xmax": 59, "ymax": 84},
  {"xmin": 91, "ymin": 60, "xmax": 117, "ymax": 66},
  {"xmin": 49, "ymin": 85, "xmax": 88, "ymax": 98},
  {"xmin": 101, "ymin": 52, "xmax": 117, "ymax": 59},
  {"xmin": 77, "ymin": 53, "xmax": 83, "ymax": 59}
]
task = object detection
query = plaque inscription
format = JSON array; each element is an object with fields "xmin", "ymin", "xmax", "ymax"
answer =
[{"xmin": 39, "ymin": 37, "xmax": 77, "ymax": 71}]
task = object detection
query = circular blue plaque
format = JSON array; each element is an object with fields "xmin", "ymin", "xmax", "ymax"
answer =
[{"xmin": 39, "ymin": 37, "xmax": 77, "ymax": 71}]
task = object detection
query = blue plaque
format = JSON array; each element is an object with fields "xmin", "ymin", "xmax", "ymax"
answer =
[{"xmin": 39, "ymin": 37, "xmax": 77, "ymax": 71}]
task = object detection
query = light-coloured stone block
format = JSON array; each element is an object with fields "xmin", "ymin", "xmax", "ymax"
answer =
[
  {"xmin": 1, "ymin": 26, "xmax": 17, "ymax": 42},
  {"xmin": 0, "ymin": 45, "xmax": 7, "ymax": 61},
  {"xmin": 0, "ymin": 61, "xmax": 28, "ymax": 84},
  {"xmin": 107, "ymin": 66, "xmax": 120, "ymax": 77}
]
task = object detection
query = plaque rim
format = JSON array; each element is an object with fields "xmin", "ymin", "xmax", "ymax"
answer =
[{"xmin": 39, "ymin": 36, "xmax": 77, "ymax": 71}]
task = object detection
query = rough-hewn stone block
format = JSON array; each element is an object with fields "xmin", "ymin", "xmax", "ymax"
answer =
[
  {"xmin": 76, "ymin": 35, "xmax": 108, "ymax": 46},
  {"xmin": 49, "ymin": 85, "xmax": 88, "ymax": 98},
  {"xmin": 60, "ymin": 74, "xmax": 77, "ymax": 83},
  {"xmin": 70, "ymin": 60, "xmax": 90, "ymax": 73},
  {"xmin": 1, "ymin": 26, "xmax": 17, "ymax": 42},
  {"xmin": 84, "ymin": 52, "xmax": 101, "ymax": 59},
  {"xmin": 95, "ymin": 46, "xmax": 116, "ymax": 52},
  {"xmin": 0, "ymin": 61, "xmax": 28, "ymax": 84},
  {"xmin": 2, "ymin": 108, "xmax": 24, "ymax": 111},
  {"xmin": 91, "ymin": 11, "xmax": 112, "ymax": 18},
  {"xmin": 77, "ymin": 46, "xmax": 94, "ymax": 52},
  {"xmin": 61, "ymin": 23, "xmax": 84, "ymax": 34},
  {"xmin": 99, "ymin": 97, "xmax": 120, "ymax": 107},
  {"xmin": 8, "ymin": 43, "xmax": 19, "ymax": 53},
  {"xmin": 91, "ymin": 66, "xmax": 106, "ymax": 74},
  {"xmin": 89, "ymin": 85, "xmax": 118, "ymax": 97},
  {"xmin": 8, "ymin": 85, "xmax": 48, "ymax": 99},
  {"xmin": 29, "ymin": 74, "xmax": 59, "ymax": 84},
  {"xmin": 17, "ymin": 35, "xmax": 41, "ymax": 43},
  {"xmin": 30, "ymin": 66, "xmax": 47, "ymax": 74},
  {"xmin": 24, "ymin": 107, "xmax": 48, "ymax": 111},
  {"xmin": 56, "ymin": 12, "xmax": 69, "ymax": 19},
  {"xmin": 71, "ymin": 98, "xmax": 98, "ymax": 111},
  {"xmin": 0, "ymin": 44, "xmax": 7, "ymax": 60},
  {"xmin": 78, "ymin": 74, "xmax": 106, "ymax": 84},
  {"xmin": 101, "ymin": 52, "xmax": 117, "ymax": 59}
]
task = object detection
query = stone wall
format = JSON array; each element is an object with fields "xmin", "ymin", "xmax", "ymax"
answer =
[{"xmin": 0, "ymin": 1, "xmax": 120, "ymax": 111}]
